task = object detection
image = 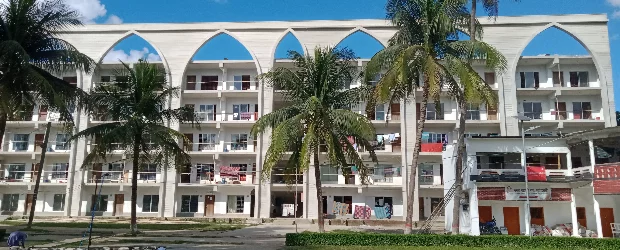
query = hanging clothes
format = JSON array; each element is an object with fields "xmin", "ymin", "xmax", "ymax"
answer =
[
  {"xmin": 376, "ymin": 134, "xmax": 384, "ymax": 143},
  {"xmin": 354, "ymin": 205, "xmax": 371, "ymax": 219},
  {"xmin": 388, "ymin": 134, "xmax": 396, "ymax": 142}
]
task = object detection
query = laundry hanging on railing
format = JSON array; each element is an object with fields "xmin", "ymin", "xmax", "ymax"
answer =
[
  {"xmin": 332, "ymin": 201, "xmax": 349, "ymax": 216},
  {"xmin": 220, "ymin": 166, "xmax": 240, "ymax": 177},
  {"xmin": 353, "ymin": 205, "xmax": 371, "ymax": 219},
  {"xmin": 240, "ymin": 112, "xmax": 252, "ymax": 120},
  {"xmin": 373, "ymin": 205, "xmax": 392, "ymax": 219}
]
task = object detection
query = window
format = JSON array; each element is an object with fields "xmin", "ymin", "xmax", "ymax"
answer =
[
  {"xmin": 115, "ymin": 76, "xmax": 129, "ymax": 83},
  {"xmin": 466, "ymin": 103, "xmax": 480, "ymax": 120},
  {"xmin": 333, "ymin": 196, "xmax": 353, "ymax": 214},
  {"xmin": 233, "ymin": 75, "xmax": 251, "ymax": 90},
  {"xmin": 552, "ymin": 71, "xmax": 565, "ymax": 87},
  {"xmin": 51, "ymin": 163, "xmax": 68, "ymax": 180},
  {"xmin": 465, "ymin": 133, "xmax": 481, "ymax": 138},
  {"xmin": 230, "ymin": 134, "xmax": 248, "ymax": 150},
  {"xmin": 108, "ymin": 163, "xmax": 124, "ymax": 181},
  {"xmin": 426, "ymin": 103, "xmax": 444, "ymax": 120},
  {"xmin": 198, "ymin": 134, "xmax": 217, "ymax": 150},
  {"xmin": 202, "ymin": 75, "xmax": 219, "ymax": 90},
  {"xmin": 232, "ymin": 104, "xmax": 251, "ymax": 120},
  {"xmin": 196, "ymin": 164, "xmax": 214, "ymax": 181},
  {"xmin": 418, "ymin": 164, "xmax": 434, "ymax": 184},
  {"xmin": 569, "ymin": 72, "xmax": 589, "ymax": 87},
  {"xmin": 142, "ymin": 195, "xmax": 159, "ymax": 213},
  {"xmin": 139, "ymin": 164, "xmax": 157, "ymax": 182},
  {"xmin": 320, "ymin": 165, "xmax": 339, "ymax": 183},
  {"xmin": 572, "ymin": 102, "xmax": 592, "ymax": 120},
  {"xmin": 53, "ymin": 194, "xmax": 65, "ymax": 211},
  {"xmin": 91, "ymin": 195, "xmax": 108, "ymax": 212},
  {"xmin": 484, "ymin": 72, "xmax": 495, "ymax": 86},
  {"xmin": 7, "ymin": 164, "xmax": 25, "ymax": 180},
  {"xmin": 181, "ymin": 195, "xmax": 199, "ymax": 213},
  {"xmin": 198, "ymin": 104, "xmax": 216, "ymax": 121},
  {"xmin": 372, "ymin": 165, "xmax": 397, "ymax": 183},
  {"xmin": 63, "ymin": 76, "xmax": 78, "ymax": 85},
  {"xmin": 55, "ymin": 134, "xmax": 70, "ymax": 150},
  {"xmin": 227, "ymin": 195, "xmax": 244, "ymax": 213},
  {"xmin": 522, "ymin": 102, "xmax": 543, "ymax": 119},
  {"xmin": 375, "ymin": 197, "xmax": 393, "ymax": 207},
  {"xmin": 421, "ymin": 133, "xmax": 447, "ymax": 144},
  {"xmin": 186, "ymin": 75, "xmax": 197, "ymax": 90},
  {"xmin": 572, "ymin": 157, "xmax": 583, "ymax": 168},
  {"xmin": 1, "ymin": 194, "xmax": 19, "ymax": 211},
  {"xmin": 375, "ymin": 105, "xmax": 385, "ymax": 121},
  {"xmin": 519, "ymin": 72, "xmax": 539, "ymax": 88},
  {"xmin": 12, "ymin": 134, "xmax": 29, "ymax": 151}
]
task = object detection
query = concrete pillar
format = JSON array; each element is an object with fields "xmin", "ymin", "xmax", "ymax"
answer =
[
  {"xmin": 256, "ymin": 66, "xmax": 273, "ymax": 218},
  {"xmin": 305, "ymin": 157, "xmax": 319, "ymax": 219},
  {"xmin": 593, "ymin": 196, "xmax": 604, "ymax": 238},
  {"xmin": 469, "ymin": 185, "xmax": 480, "ymax": 236},
  {"xmin": 570, "ymin": 191, "xmax": 579, "ymax": 236}
]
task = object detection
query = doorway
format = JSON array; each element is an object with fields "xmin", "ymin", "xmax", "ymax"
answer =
[
  {"xmin": 113, "ymin": 194, "xmax": 124, "ymax": 216},
  {"xmin": 576, "ymin": 207, "xmax": 587, "ymax": 227},
  {"xmin": 503, "ymin": 207, "xmax": 521, "ymax": 235},
  {"xmin": 419, "ymin": 198, "xmax": 425, "ymax": 219},
  {"xmin": 600, "ymin": 208, "xmax": 615, "ymax": 237},
  {"xmin": 530, "ymin": 207, "xmax": 545, "ymax": 226},
  {"xmin": 479, "ymin": 206, "xmax": 492, "ymax": 223},
  {"xmin": 24, "ymin": 194, "xmax": 34, "ymax": 215},
  {"xmin": 204, "ymin": 195, "xmax": 215, "ymax": 217},
  {"xmin": 32, "ymin": 164, "xmax": 41, "ymax": 183},
  {"xmin": 38, "ymin": 105, "xmax": 48, "ymax": 121},
  {"xmin": 555, "ymin": 102, "xmax": 567, "ymax": 120},
  {"xmin": 34, "ymin": 134, "xmax": 44, "ymax": 152}
]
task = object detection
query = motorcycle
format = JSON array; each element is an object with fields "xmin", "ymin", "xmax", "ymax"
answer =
[{"xmin": 479, "ymin": 217, "xmax": 502, "ymax": 235}]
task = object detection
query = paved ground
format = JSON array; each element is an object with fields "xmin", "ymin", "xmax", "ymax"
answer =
[{"xmin": 0, "ymin": 219, "xmax": 425, "ymax": 250}]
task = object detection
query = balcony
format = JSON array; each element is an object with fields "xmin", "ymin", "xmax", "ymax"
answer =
[
  {"xmin": 183, "ymin": 80, "xmax": 259, "ymax": 98},
  {"xmin": 221, "ymin": 112, "xmax": 258, "ymax": 122},
  {"xmin": 86, "ymin": 170, "xmax": 159, "ymax": 184},
  {"xmin": 470, "ymin": 163, "xmax": 593, "ymax": 183},
  {"xmin": 178, "ymin": 168, "xmax": 255, "ymax": 185},
  {"xmin": 418, "ymin": 164, "xmax": 443, "ymax": 187},
  {"xmin": 320, "ymin": 165, "xmax": 402, "ymax": 186},
  {"xmin": 0, "ymin": 169, "xmax": 68, "ymax": 184},
  {"xmin": 1, "ymin": 140, "xmax": 71, "ymax": 155},
  {"xmin": 6, "ymin": 111, "xmax": 69, "ymax": 127},
  {"xmin": 91, "ymin": 112, "xmax": 120, "ymax": 123}
]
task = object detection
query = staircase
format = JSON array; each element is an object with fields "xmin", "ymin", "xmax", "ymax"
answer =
[{"xmin": 418, "ymin": 182, "xmax": 458, "ymax": 234}]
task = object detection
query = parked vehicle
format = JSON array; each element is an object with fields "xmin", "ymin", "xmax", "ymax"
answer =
[{"xmin": 480, "ymin": 217, "xmax": 502, "ymax": 235}]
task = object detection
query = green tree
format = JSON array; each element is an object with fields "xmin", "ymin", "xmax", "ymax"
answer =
[
  {"xmin": 71, "ymin": 60, "xmax": 196, "ymax": 234},
  {"xmin": 252, "ymin": 47, "xmax": 378, "ymax": 233},
  {"xmin": 366, "ymin": 0, "xmax": 506, "ymax": 234},
  {"xmin": 616, "ymin": 111, "xmax": 619, "ymax": 126},
  {"xmin": 0, "ymin": 0, "xmax": 94, "ymax": 140},
  {"xmin": 0, "ymin": 0, "xmax": 95, "ymax": 229}
]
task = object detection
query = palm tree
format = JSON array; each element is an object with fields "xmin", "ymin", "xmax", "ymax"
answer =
[
  {"xmin": 252, "ymin": 47, "xmax": 378, "ymax": 233},
  {"xmin": 71, "ymin": 60, "xmax": 196, "ymax": 234},
  {"xmin": 469, "ymin": 0, "xmax": 520, "ymax": 40},
  {"xmin": 616, "ymin": 111, "xmax": 619, "ymax": 126},
  {"xmin": 0, "ymin": 0, "xmax": 94, "ymax": 142},
  {"xmin": 0, "ymin": 0, "xmax": 95, "ymax": 229},
  {"xmin": 365, "ymin": 0, "xmax": 506, "ymax": 234}
]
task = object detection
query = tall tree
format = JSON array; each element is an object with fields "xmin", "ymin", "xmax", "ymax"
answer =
[
  {"xmin": 252, "ymin": 47, "xmax": 378, "ymax": 233},
  {"xmin": 0, "ymin": 0, "xmax": 94, "ymax": 227},
  {"xmin": 0, "ymin": 0, "xmax": 94, "ymax": 143},
  {"xmin": 366, "ymin": 0, "xmax": 505, "ymax": 234},
  {"xmin": 452, "ymin": 0, "xmax": 515, "ymax": 233},
  {"xmin": 616, "ymin": 111, "xmax": 619, "ymax": 126},
  {"xmin": 71, "ymin": 60, "xmax": 196, "ymax": 235}
]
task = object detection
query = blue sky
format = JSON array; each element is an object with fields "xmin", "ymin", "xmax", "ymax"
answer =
[{"xmin": 82, "ymin": 0, "xmax": 620, "ymax": 110}]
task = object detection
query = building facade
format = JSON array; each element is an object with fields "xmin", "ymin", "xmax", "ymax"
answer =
[{"xmin": 0, "ymin": 14, "xmax": 616, "ymax": 223}]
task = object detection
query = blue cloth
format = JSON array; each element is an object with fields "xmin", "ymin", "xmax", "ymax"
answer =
[{"xmin": 7, "ymin": 231, "xmax": 27, "ymax": 247}]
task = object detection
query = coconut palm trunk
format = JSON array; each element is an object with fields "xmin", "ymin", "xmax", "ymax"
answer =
[
  {"xmin": 314, "ymin": 149, "xmax": 324, "ymax": 232},
  {"xmin": 131, "ymin": 132, "xmax": 141, "ymax": 234},
  {"xmin": 452, "ymin": 97, "xmax": 467, "ymax": 233},
  {"xmin": 405, "ymin": 86, "xmax": 429, "ymax": 234}
]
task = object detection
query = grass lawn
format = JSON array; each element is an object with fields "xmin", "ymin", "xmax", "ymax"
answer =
[
  {"xmin": 1, "ymin": 221, "xmax": 245, "ymax": 231},
  {"xmin": 286, "ymin": 247, "xmax": 566, "ymax": 250}
]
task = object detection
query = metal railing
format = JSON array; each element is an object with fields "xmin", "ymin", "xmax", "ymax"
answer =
[
  {"xmin": 3, "ymin": 141, "xmax": 70, "ymax": 152},
  {"xmin": 8, "ymin": 112, "xmax": 34, "ymax": 121},
  {"xmin": 195, "ymin": 111, "xmax": 217, "ymax": 122},
  {"xmin": 0, "ymin": 170, "xmax": 68, "ymax": 183},
  {"xmin": 88, "ymin": 170, "xmax": 125, "ymax": 183},
  {"xmin": 573, "ymin": 110, "xmax": 594, "ymax": 120},
  {"xmin": 222, "ymin": 112, "xmax": 258, "ymax": 121},
  {"xmin": 184, "ymin": 81, "xmax": 259, "ymax": 91},
  {"xmin": 223, "ymin": 141, "xmax": 251, "ymax": 152},
  {"xmin": 91, "ymin": 113, "xmax": 119, "ymax": 122}
]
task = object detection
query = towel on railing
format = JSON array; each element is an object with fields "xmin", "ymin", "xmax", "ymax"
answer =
[
  {"xmin": 220, "ymin": 166, "xmax": 240, "ymax": 176},
  {"xmin": 332, "ymin": 202, "xmax": 349, "ymax": 216},
  {"xmin": 373, "ymin": 205, "xmax": 392, "ymax": 219},
  {"xmin": 354, "ymin": 205, "xmax": 371, "ymax": 219},
  {"xmin": 240, "ymin": 112, "xmax": 252, "ymax": 120}
]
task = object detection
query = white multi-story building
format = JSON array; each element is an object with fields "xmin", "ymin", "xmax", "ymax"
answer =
[{"xmin": 0, "ymin": 14, "xmax": 616, "ymax": 226}]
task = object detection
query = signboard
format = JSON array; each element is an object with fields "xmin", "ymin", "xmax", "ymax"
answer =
[
  {"xmin": 527, "ymin": 166, "xmax": 547, "ymax": 182},
  {"xmin": 505, "ymin": 186, "xmax": 551, "ymax": 201}
]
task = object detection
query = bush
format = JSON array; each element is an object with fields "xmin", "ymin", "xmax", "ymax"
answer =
[{"xmin": 285, "ymin": 233, "xmax": 620, "ymax": 249}]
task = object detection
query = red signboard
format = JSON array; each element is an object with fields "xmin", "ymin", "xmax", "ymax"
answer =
[
  {"xmin": 594, "ymin": 164, "xmax": 620, "ymax": 194},
  {"xmin": 527, "ymin": 166, "xmax": 547, "ymax": 182}
]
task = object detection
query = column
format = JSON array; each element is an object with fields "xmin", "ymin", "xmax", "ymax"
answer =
[
  {"xmin": 570, "ymin": 191, "xmax": 579, "ymax": 236},
  {"xmin": 256, "ymin": 66, "xmax": 273, "ymax": 218},
  {"xmin": 469, "ymin": 185, "xmax": 480, "ymax": 236},
  {"xmin": 588, "ymin": 139, "xmax": 603, "ymax": 238},
  {"xmin": 566, "ymin": 151, "xmax": 573, "ymax": 176},
  {"xmin": 68, "ymin": 73, "xmax": 92, "ymax": 217},
  {"xmin": 521, "ymin": 139, "xmax": 531, "ymax": 236}
]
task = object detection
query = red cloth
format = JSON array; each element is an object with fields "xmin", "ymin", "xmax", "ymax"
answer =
[
  {"xmin": 527, "ymin": 166, "xmax": 547, "ymax": 182},
  {"xmin": 354, "ymin": 205, "xmax": 371, "ymax": 219},
  {"xmin": 220, "ymin": 166, "xmax": 240, "ymax": 177}
]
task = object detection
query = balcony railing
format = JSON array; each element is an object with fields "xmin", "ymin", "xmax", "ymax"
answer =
[
  {"xmin": 223, "ymin": 141, "xmax": 253, "ymax": 152},
  {"xmin": 88, "ymin": 170, "xmax": 159, "ymax": 183},
  {"xmin": 178, "ymin": 171, "xmax": 254, "ymax": 185},
  {"xmin": 222, "ymin": 112, "xmax": 258, "ymax": 121},
  {"xmin": 472, "ymin": 163, "xmax": 593, "ymax": 182},
  {"xmin": 0, "ymin": 170, "xmax": 68, "ymax": 183},
  {"xmin": 3, "ymin": 141, "xmax": 71, "ymax": 153},
  {"xmin": 195, "ymin": 112, "xmax": 217, "ymax": 122},
  {"xmin": 184, "ymin": 81, "xmax": 259, "ymax": 91}
]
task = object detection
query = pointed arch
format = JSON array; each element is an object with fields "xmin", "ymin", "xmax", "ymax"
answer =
[
  {"xmin": 180, "ymin": 29, "xmax": 262, "ymax": 80},
  {"xmin": 521, "ymin": 26, "xmax": 588, "ymax": 56},
  {"xmin": 94, "ymin": 30, "xmax": 171, "ymax": 76},
  {"xmin": 510, "ymin": 22, "xmax": 613, "ymax": 126},
  {"xmin": 192, "ymin": 32, "xmax": 254, "ymax": 61},
  {"xmin": 272, "ymin": 29, "xmax": 306, "ymax": 60},
  {"xmin": 334, "ymin": 27, "xmax": 386, "ymax": 59}
]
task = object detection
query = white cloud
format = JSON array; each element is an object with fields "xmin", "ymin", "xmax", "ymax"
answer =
[
  {"xmin": 104, "ymin": 14, "xmax": 123, "ymax": 24},
  {"xmin": 103, "ymin": 47, "xmax": 161, "ymax": 63},
  {"xmin": 607, "ymin": 0, "xmax": 620, "ymax": 18}
]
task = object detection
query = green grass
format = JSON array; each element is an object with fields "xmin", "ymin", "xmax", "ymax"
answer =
[
  {"xmin": 18, "ymin": 227, "xmax": 52, "ymax": 233},
  {"xmin": 1, "ymin": 221, "xmax": 246, "ymax": 231},
  {"xmin": 285, "ymin": 247, "xmax": 573, "ymax": 250}
]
